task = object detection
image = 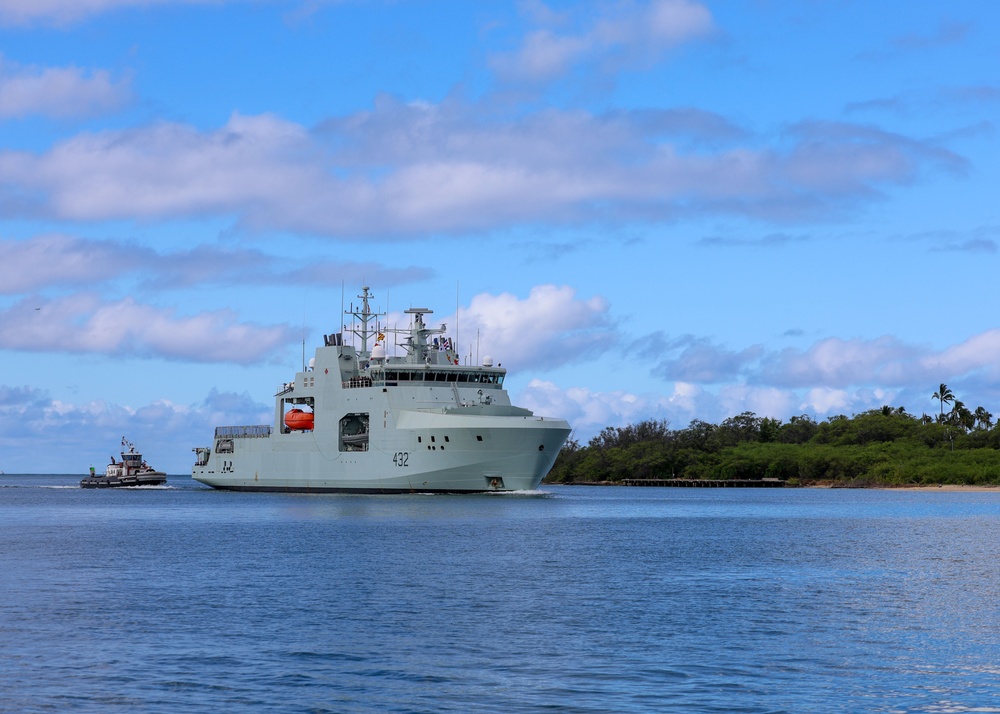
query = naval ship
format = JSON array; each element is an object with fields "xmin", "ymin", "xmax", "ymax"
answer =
[{"xmin": 192, "ymin": 287, "xmax": 571, "ymax": 493}]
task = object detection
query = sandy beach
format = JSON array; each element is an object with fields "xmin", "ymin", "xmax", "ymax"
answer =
[{"xmin": 884, "ymin": 484, "xmax": 1000, "ymax": 491}]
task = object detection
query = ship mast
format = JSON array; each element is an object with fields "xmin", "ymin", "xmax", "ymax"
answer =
[
  {"xmin": 345, "ymin": 286, "xmax": 385, "ymax": 359},
  {"xmin": 401, "ymin": 307, "xmax": 446, "ymax": 364}
]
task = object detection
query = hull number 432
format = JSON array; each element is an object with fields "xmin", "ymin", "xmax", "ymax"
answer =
[{"xmin": 392, "ymin": 452, "xmax": 409, "ymax": 467}]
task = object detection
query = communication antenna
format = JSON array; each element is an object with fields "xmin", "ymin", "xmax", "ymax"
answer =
[{"xmin": 386, "ymin": 289, "xmax": 392, "ymax": 357}]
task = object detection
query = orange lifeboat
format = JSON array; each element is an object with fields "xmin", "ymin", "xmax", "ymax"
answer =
[{"xmin": 284, "ymin": 408, "xmax": 314, "ymax": 431}]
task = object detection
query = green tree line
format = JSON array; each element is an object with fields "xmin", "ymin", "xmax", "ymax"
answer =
[{"xmin": 546, "ymin": 385, "xmax": 1000, "ymax": 487}]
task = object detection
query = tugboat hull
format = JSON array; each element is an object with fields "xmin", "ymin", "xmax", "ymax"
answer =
[{"xmin": 80, "ymin": 471, "xmax": 168, "ymax": 488}]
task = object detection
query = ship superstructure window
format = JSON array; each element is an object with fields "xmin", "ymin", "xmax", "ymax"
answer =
[
  {"xmin": 381, "ymin": 369, "xmax": 503, "ymax": 386},
  {"xmin": 476, "ymin": 435, "xmax": 483, "ymax": 441}
]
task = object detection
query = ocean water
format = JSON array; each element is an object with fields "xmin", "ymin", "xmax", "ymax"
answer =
[{"xmin": 2, "ymin": 476, "xmax": 1000, "ymax": 713}]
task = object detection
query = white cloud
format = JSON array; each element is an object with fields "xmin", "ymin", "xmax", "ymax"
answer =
[
  {"xmin": 0, "ymin": 0, "xmax": 233, "ymax": 26},
  {"xmin": 491, "ymin": 0, "xmax": 715, "ymax": 82},
  {"xmin": 923, "ymin": 329, "xmax": 1000, "ymax": 380},
  {"xmin": 498, "ymin": 29, "xmax": 591, "ymax": 81},
  {"xmin": 515, "ymin": 377, "xmax": 815, "ymax": 440},
  {"xmin": 594, "ymin": 327, "xmax": 1000, "ymax": 431},
  {"xmin": 0, "ymin": 112, "xmax": 319, "ymax": 221},
  {"xmin": 759, "ymin": 336, "xmax": 920, "ymax": 388},
  {"xmin": 0, "ymin": 105, "xmax": 962, "ymax": 237},
  {"xmin": 0, "ymin": 384, "xmax": 268, "ymax": 472},
  {"xmin": 517, "ymin": 379, "xmax": 676, "ymax": 439},
  {"xmin": 717, "ymin": 383, "xmax": 798, "ymax": 420},
  {"xmin": 515, "ymin": 374, "xmax": 970, "ymax": 442},
  {"xmin": 667, "ymin": 381, "xmax": 701, "ymax": 414},
  {"xmin": 781, "ymin": 122, "xmax": 965, "ymax": 196},
  {"xmin": 645, "ymin": 333, "xmax": 762, "ymax": 383},
  {"xmin": 447, "ymin": 285, "xmax": 615, "ymax": 371},
  {"xmin": 0, "ymin": 234, "xmax": 435, "ymax": 293},
  {"xmin": 0, "ymin": 234, "xmax": 149, "ymax": 293},
  {"xmin": 799, "ymin": 387, "xmax": 854, "ymax": 415},
  {"xmin": 0, "ymin": 293, "xmax": 296, "ymax": 363},
  {"xmin": 645, "ymin": 329, "xmax": 1000, "ymax": 394},
  {"xmin": 0, "ymin": 56, "xmax": 130, "ymax": 118},
  {"xmin": 381, "ymin": 285, "xmax": 614, "ymax": 373}
]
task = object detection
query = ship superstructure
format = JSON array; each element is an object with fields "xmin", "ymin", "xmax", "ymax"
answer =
[{"xmin": 192, "ymin": 287, "xmax": 570, "ymax": 492}]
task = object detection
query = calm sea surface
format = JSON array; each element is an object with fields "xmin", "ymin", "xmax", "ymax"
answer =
[{"xmin": 2, "ymin": 476, "xmax": 999, "ymax": 713}]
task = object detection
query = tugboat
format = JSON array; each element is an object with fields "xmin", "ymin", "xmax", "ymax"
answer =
[
  {"xmin": 81, "ymin": 438, "xmax": 168, "ymax": 488},
  {"xmin": 191, "ymin": 286, "xmax": 571, "ymax": 493}
]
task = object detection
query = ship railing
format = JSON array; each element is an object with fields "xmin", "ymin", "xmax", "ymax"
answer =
[{"xmin": 214, "ymin": 425, "xmax": 273, "ymax": 439}]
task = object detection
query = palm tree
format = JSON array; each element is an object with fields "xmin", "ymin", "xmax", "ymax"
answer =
[
  {"xmin": 974, "ymin": 406, "xmax": 994, "ymax": 431},
  {"xmin": 950, "ymin": 400, "xmax": 975, "ymax": 432},
  {"xmin": 932, "ymin": 383, "xmax": 954, "ymax": 423}
]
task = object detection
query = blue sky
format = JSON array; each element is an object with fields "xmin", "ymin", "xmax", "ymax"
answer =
[{"xmin": 2, "ymin": 0, "xmax": 999, "ymax": 473}]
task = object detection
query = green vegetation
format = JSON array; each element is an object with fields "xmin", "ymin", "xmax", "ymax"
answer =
[{"xmin": 546, "ymin": 386, "xmax": 1000, "ymax": 487}]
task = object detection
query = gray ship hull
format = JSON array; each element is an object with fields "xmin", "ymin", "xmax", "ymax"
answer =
[{"xmin": 194, "ymin": 412, "xmax": 569, "ymax": 493}]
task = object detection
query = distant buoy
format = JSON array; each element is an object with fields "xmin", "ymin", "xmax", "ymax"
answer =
[{"xmin": 284, "ymin": 408, "xmax": 314, "ymax": 431}]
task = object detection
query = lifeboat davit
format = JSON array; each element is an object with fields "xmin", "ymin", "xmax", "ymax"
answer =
[{"xmin": 284, "ymin": 408, "xmax": 314, "ymax": 431}]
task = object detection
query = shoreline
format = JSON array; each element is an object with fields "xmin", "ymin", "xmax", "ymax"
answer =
[
  {"xmin": 550, "ymin": 480, "xmax": 1000, "ymax": 491},
  {"xmin": 869, "ymin": 484, "xmax": 1000, "ymax": 492},
  {"xmin": 808, "ymin": 480, "xmax": 1000, "ymax": 491}
]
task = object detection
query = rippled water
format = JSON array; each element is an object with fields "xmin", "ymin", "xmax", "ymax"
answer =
[{"xmin": 3, "ymin": 475, "xmax": 1000, "ymax": 713}]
